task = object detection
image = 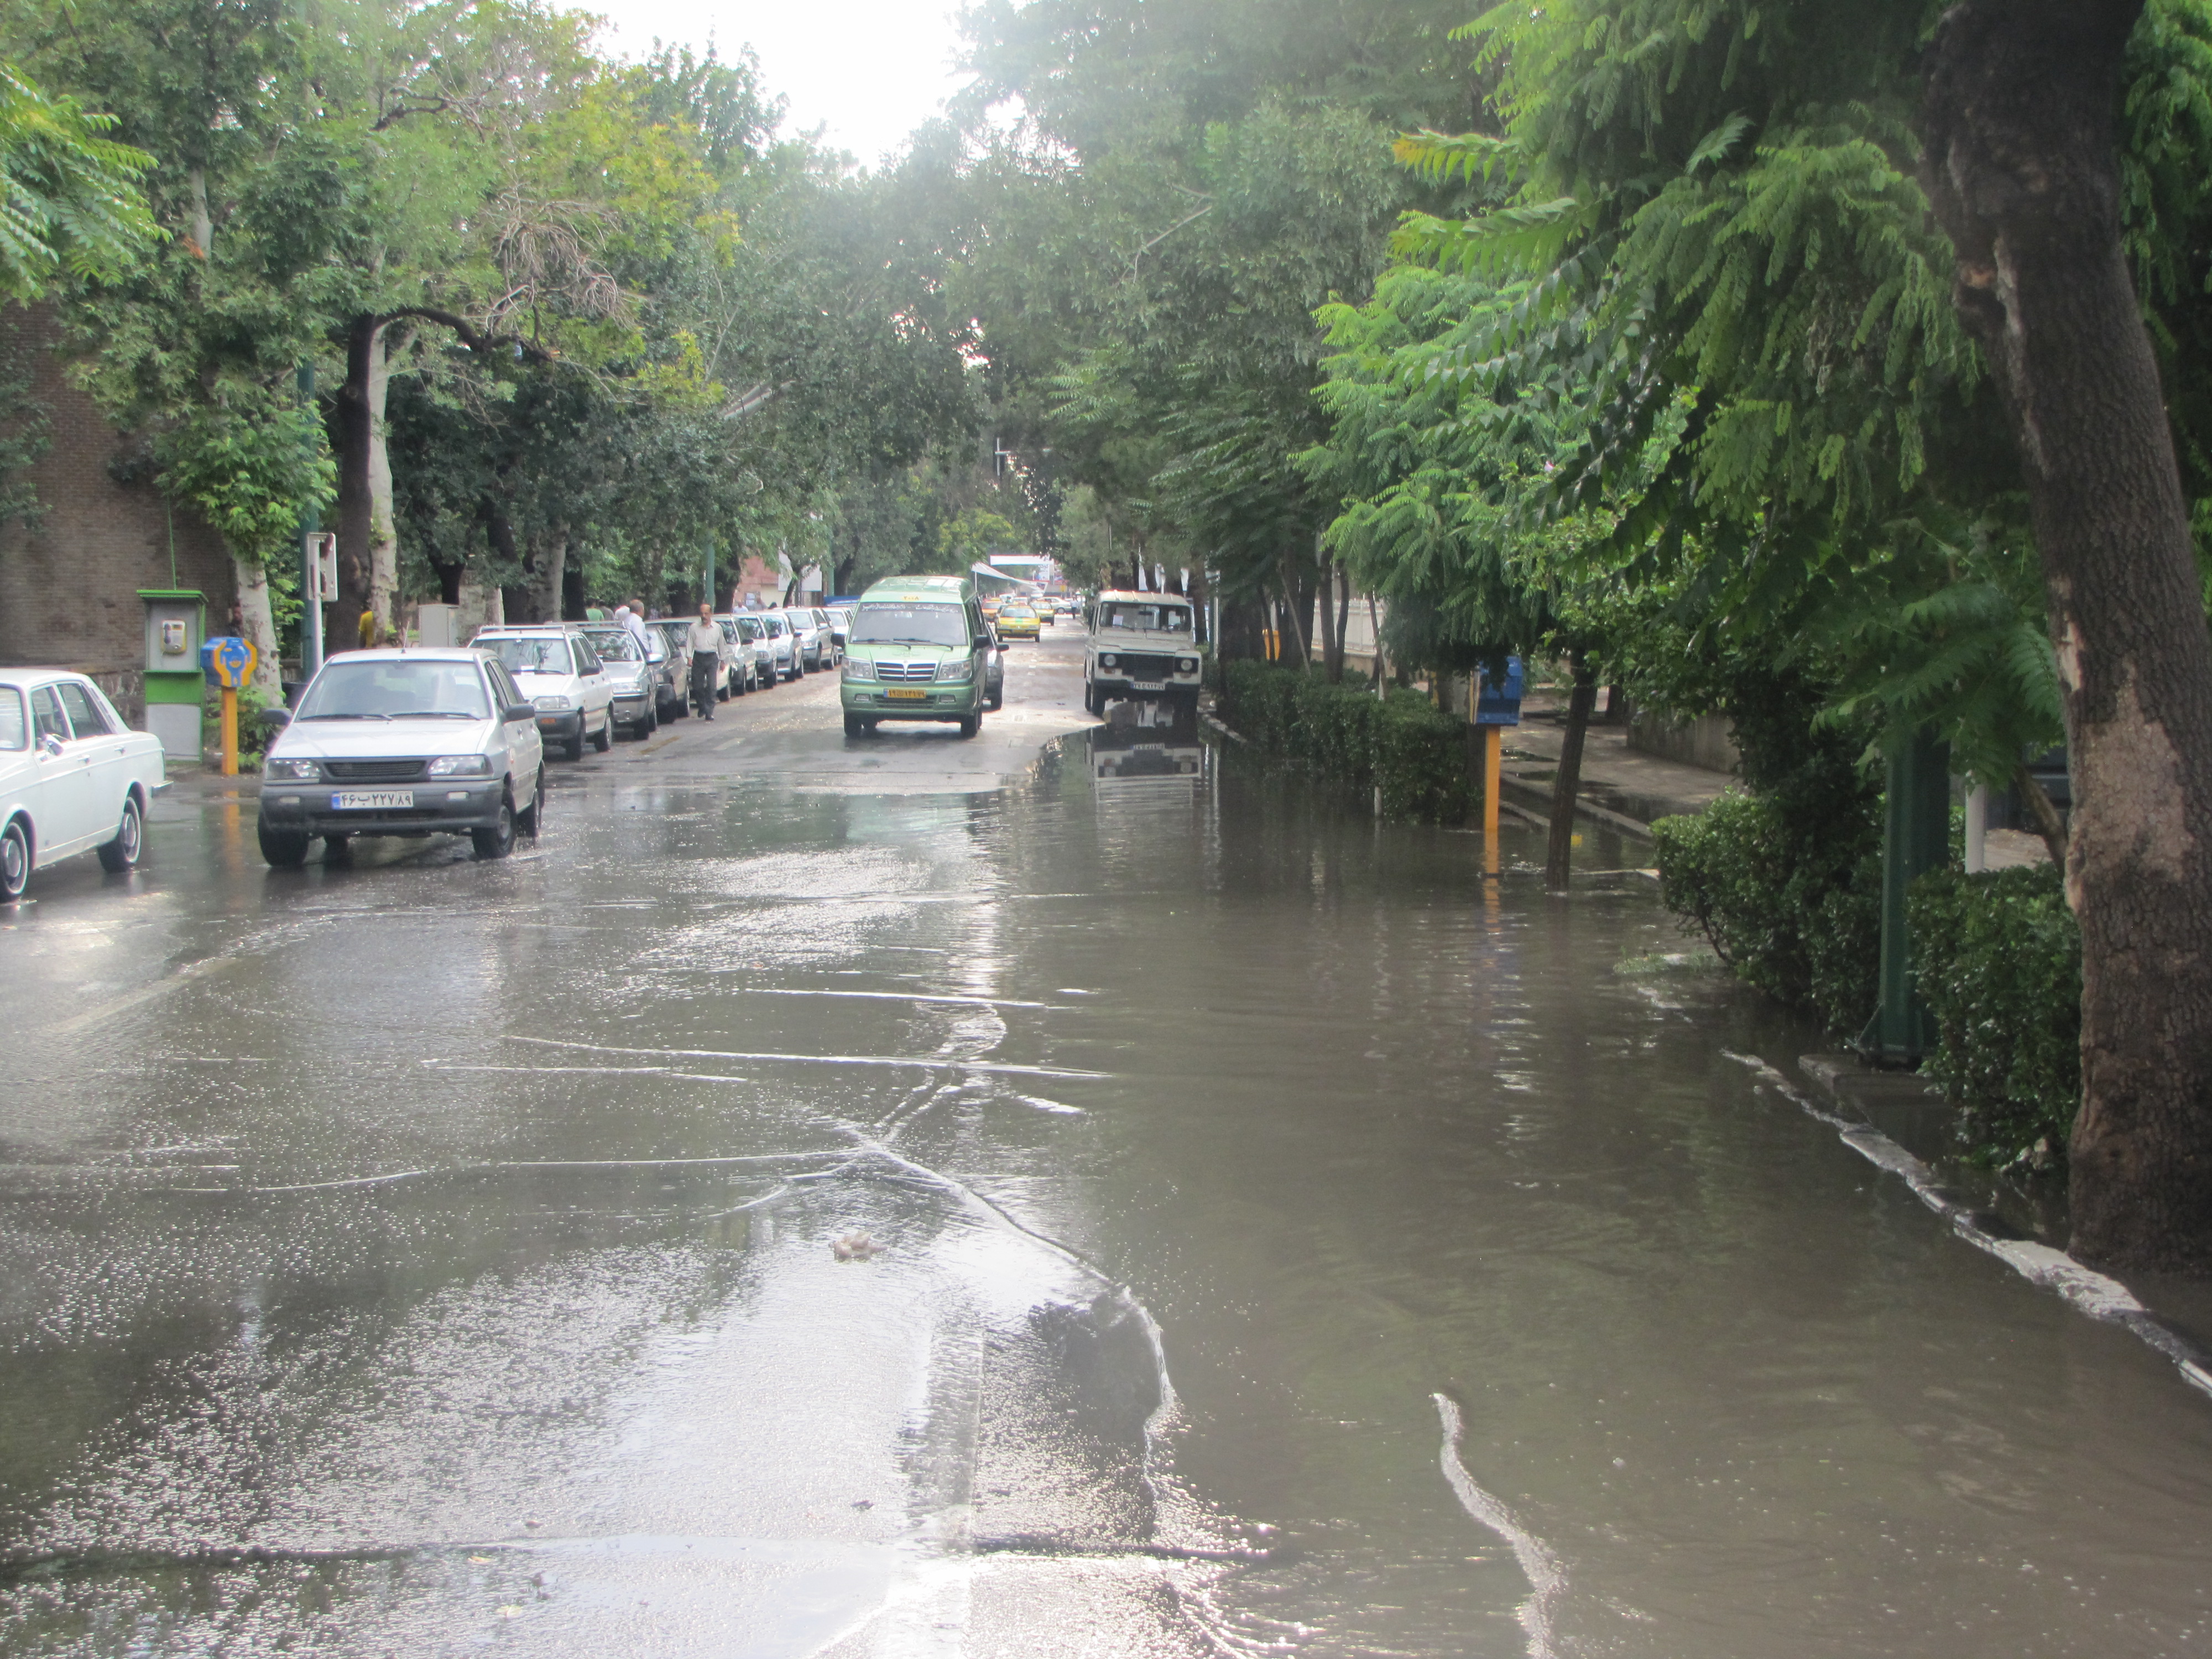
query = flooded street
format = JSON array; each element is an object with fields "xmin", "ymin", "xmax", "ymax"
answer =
[{"xmin": 3, "ymin": 635, "xmax": 2210, "ymax": 1657}]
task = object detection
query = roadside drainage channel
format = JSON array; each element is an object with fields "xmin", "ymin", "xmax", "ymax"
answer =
[{"xmin": 1734, "ymin": 1050, "xmax": 2212, "ymax": 1401}]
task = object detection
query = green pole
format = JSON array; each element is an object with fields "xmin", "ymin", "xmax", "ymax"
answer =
[
  {"xmin": 1858, "ymin": 727, "xmax": 1952, "ymax": 1065},
  {"xmin": 297, "ymin": 360, "xmax": 321, "ymax": 678}
]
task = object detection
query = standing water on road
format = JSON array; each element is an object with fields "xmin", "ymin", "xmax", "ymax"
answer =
[{"xmin": 2, "ymin": 722, "xmax": 2209, "ymax": 1656}]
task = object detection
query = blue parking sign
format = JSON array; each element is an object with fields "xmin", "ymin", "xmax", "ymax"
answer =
[{"xmin": 200, "ymin": 635, "xmax": 257, "ymax": 690}]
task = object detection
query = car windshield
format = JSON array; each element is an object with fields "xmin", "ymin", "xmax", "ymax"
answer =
[
  {"xmin": 853, "ymin": 603, "xmax": 969, "ymax": 648},
  {"xmin": 736, "ymin": 616, "xmax": 763, "ymax": 639},
  {"xmin": 1099, "ymin": 602, "xmax": 1192, "ymax": 633},
  {"xmin": 578, "ymin": 628, "xmax": 640, "ymax": 662},
  {"xmin": 297, "ymin": 660, "xmax": 489, "ymax": 721},
  {"xmin": 0, "ymin": 686, "xmax": 24, "ymax": 751},
  {"xmin": 1003, "ymin": 604, "xmax": 1033, "ymax": 618},
  {"xmin": 483, "ymin": 637, "xmax": 571, "ymax": 676}
]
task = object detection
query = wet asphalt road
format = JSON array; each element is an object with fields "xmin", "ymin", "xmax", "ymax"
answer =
[{"xmin": 6, "ymin": 627, "xmax": 2212, "ymax": 1657}]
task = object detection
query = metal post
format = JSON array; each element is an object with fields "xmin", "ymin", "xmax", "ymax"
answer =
[
  {"xmin": 220, "ymin": 687, "xmax": 238, "ymax": 778},
  {"xmin": 705, "ymin": 541, "xmax": 716, "ymax": 612},
  {"xmin": 297, "ymin": 361, "xmax": 322, "ymax": 679},
  {"xmin": 1858, "ymin": 727, "xmax": 1952, "ymax": 1065}
]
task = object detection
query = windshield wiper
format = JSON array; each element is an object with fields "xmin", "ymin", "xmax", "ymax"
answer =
[
  {"xmin": 868, "ymin": 637, "xmax": 955, "ymax": 648},
  {"xmin": 299, "ymin": 712, "xmax": 391, "ymax": 721},
  {"xmin": 387, "ymin": 710, "xmax": 480, "ymax": 719}
]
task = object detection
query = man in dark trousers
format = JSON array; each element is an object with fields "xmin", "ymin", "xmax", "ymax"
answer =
[{"xmin": 686, "ymin": 602, "xmax": 722, "ymax": 721}]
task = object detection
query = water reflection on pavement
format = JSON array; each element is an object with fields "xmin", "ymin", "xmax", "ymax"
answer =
[{"xmin": 2, "ymin": 702, "xmax": 2210, "ymax": 1657}]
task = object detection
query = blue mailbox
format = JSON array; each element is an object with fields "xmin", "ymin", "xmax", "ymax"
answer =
[{"xmin": 1474, "ymin": 656, "xmax": 1524, "ymax": 726}]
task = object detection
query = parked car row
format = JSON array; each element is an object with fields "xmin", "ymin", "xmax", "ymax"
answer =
[{"xmin": 252, "ymin": 606, "xmax": 847, "ymax": 869}]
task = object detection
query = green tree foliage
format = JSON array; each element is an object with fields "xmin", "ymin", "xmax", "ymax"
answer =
[{"xmin": 0, "ymin": 58, "xmax": 155, "ymax": 298}]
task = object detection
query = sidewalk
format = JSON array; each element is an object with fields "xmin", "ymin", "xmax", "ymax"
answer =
[
  {"xmin": 1496, "ymin": 693, "xmax": 2052, "ymax": 868},
  {"xmin": 1496, "ymin": 693, "xmax": 1730, "ymax": 832}
]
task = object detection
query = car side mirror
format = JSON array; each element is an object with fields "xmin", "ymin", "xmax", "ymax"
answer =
[
  {"xmin": 39, "ymin": 733, "xmax": 64, "ymax": 758},
  {"xmin": 259, "ymin": 706, "xmax": 292, "ymax": 731},
  {"xmin": 974, "ymin": 635, "xmax": 992, "ymax": 650},
  {"xmin": 504, "ymin": 702, "xmax": 536, "ymax": 722}
]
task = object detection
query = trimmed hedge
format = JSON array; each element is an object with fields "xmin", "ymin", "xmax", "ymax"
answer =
[
  {"xmin": 1220, "ymin": 659, "xmax": 1470, "ymax": 822},
  {"xmin": 1910, "ymin": 863, "xmax": 2081, "ymax": 1171},
  {"xmin": 1651, "ymin": 791, "xmax": 1882, "ymax": 1034}
]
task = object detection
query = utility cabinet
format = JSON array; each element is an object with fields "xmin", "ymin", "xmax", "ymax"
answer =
[{"xmin": 139, "ymin": 588, "xmax": 206, "ymax": 759}]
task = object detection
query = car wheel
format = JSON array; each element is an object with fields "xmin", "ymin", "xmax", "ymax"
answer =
[
  {"xmin": 844, "ymin": 712, "xmax": 868, "ymax": 738},
  {"xmin": 957, "ymin": 714, "xmax": 980, "ymax": 739},
  {"xmin": 517, "ymin": 766, "xmax": 546, "ymax": 836},
  {"xmin": 987, "ymin": 687, "xmax": 1003, "ymax": 712},
  {"xmin": 257, "ymin": 820, "xmax": 311, "ymax": 868},
  {"xmin": 1, "ymin": 817, "xmax": 29, "ymax": 900},
  {"xmin": 323, "ymin": 834, "xmax": 353, "ymax": 865},
  {"xmin": 472, "ymin": 790, "xmax": 516, "ymax": 859},
  {"xmin": 591, "ymin": 713, "xmax": 612, "ymax": 753},
  {"xmin": 95, "ymin": 792, "xmax": 145, "ymax": 873}
]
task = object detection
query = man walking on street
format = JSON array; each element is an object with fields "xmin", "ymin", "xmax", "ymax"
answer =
[{"xmin": 687, "ymin": 603, "xmax": 722, "ymax": 721}]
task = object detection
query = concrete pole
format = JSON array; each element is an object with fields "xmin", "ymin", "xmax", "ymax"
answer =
[
  {"xmin": 297, "ymin": 361, "xmax": 322, "ymax": 680},
  {"xmin": 1964, "ymin": 781, "xmax": 1989, "ymax": 873}
]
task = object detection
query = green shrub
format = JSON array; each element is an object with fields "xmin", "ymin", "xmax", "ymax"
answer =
[
  {"xmin": 1910, "ymin": 864, "xmax": 2080, "ymax": 1170},
  {"xmin": 1651, "ymin": 791, "xmax": 1881, "ymax": 1033},
  {"xmin": 1220, "ymin": 659, "xmax": 1470, "ymax": 823}
]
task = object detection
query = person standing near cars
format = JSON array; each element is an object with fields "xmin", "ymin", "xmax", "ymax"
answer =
[
  {"xmin": 687, "ymin": 602, "xmax": 721, "ymax": 721},
  {"xmin": 620, "ymin": 599, "xmax": 651, "ymax": 653}
]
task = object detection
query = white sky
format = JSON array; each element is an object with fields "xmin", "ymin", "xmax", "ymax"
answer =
[{"xmin": 587, "ymin": 1, "xmax": 975, "ymax": 168}]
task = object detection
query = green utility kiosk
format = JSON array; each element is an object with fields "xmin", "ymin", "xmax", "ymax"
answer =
[{"xmin": 139, "ymin": 589, "xmax": 206, "ymax": 760}]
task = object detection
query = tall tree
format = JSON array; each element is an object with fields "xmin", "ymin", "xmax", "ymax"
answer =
[{"xmin": 1922, "ymin": 0, "xmax": 2212, "ymax": 1269}]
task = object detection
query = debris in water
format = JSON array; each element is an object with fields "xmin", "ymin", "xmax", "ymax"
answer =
[
  {"xmin": 833, "ymin": 1231, "xmax": 883, "ymax": 1261},
  {"xmin": 852, "ymin": 1498, "xmax": 874, "ymax": 1509}
]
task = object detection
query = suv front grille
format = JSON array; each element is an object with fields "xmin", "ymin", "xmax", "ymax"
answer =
[
  {"xmin": 1112, "ymin": 653, "xmax": 1181, "ymax": 680},
  {"xmin": 877, "ymin": 660, "xmax": 937, "ymax": 682},
  {"xmin": 324, "ymin": 759, "xmax": 427, "ymax": 782}
]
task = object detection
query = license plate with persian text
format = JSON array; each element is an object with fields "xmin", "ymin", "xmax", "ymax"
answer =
[{"xmin": 332, "ymin": 791, "xmax": 414, "ymax": 810}]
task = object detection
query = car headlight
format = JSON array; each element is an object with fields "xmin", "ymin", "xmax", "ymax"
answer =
[
  {"xmin": 936, "ymin": 657, "xmax": 975, "ymax": 684},
  {"xmin": 427, "ymin": 755, "xmax": 492, "ymax": 778},
  {"xmin": 1178, "ymin": 658, "xmax": 1199, "ymax": 674},
  {"xmin": 842, "ymin": 657, "xmax": 877, "ymax": 681},
  {"xmin": 1099, "ymin": 653, "xmax": 1119, "ymax": 670},
  {"xmin": 266, "ymin": 758, "xmax": 321, "ymax": 781},
  {"xmin": 533, "ymin": 695, "xmax": 573, "ymax": 711}
]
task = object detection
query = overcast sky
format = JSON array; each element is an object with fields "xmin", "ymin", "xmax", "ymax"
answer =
[{"xmin": 587, "ymin": 0, "xmax": 975, "ymax": 167}]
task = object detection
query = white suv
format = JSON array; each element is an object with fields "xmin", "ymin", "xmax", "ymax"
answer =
[{"xmin": 474, "ymin": 628, "xmax": 617, "ymax": 760}]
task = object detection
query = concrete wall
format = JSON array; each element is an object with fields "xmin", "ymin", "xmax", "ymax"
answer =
[
  {"xmin": 1627, "ymin": 710, "xmax": 1740, "ymax": 775},
  {"xmin": 0, "ymin": 310, "xmax": 234, "ymax": 724}
]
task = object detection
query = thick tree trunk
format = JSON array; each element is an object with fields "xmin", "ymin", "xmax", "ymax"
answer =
[
  {"xmin": 364, "ymin": 324, "xmax": 408, "ymax": 638},
  {"xmin": 1925, "ymin": 0, "xmax": 2212, "ymax": 1271},
  {"xmin": 229, "ymin": 551, "xmax": 281, "ymax": 700},
  {"xmin": 1546, "ymin": 653, "xmax": 1598, "ymax": 890},
  {"xmin": 1318, "ymin": 548, "xmax": 1345, "ymax": 683},
  {"xmin": 525, "ymin": 528, "xmax": 568, "ymax": 625},
  {"xmin": 332, "ymin": 314, "xmax": 380, "ymax": 633}
]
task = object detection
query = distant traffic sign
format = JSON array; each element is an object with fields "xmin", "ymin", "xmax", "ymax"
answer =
[{"xmin": 200, "ymin": 635, "xmax": 257, "ymax": 691}]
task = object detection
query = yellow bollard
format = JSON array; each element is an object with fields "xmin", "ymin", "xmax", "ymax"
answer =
[
  {"xmin": 1482, "ymin": 724, "xmax": 1501, "ymax": 838},
  {"xmin": 221, "ymin": 686, "xmax": 238, "ymax": 777}
]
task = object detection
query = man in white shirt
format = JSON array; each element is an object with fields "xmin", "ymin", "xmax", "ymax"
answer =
[
  {"xmin": 686, "ymin": 603, "xmax": 723, "ymax": 721},
  {"xmin": 619, "ymin": 599, "xmax": 651, "ymax": 653}
]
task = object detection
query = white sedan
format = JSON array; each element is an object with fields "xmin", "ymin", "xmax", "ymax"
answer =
[{"xmin": 0, "ymin": 669, "xmax": 168, "ymax": 900}]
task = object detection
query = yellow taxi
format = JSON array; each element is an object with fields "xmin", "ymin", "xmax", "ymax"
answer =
[{"xmin": 997, "ymin": 601, "xmax": 1041, "ymax": 640}]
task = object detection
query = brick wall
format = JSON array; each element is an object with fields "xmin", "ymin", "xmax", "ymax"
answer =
[{"xmin": 0, "ymin": 309, "xmax": 234, "ymax": 724}]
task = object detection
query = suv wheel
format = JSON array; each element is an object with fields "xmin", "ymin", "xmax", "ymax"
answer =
[
  {"xmin": 472, "ymin": 790, "xmax": 516, "ymax": 859},
  {"xmin": 258, "ymin": 820, "xmax": 311, "ymax": 868},
  {"xmin": 844, "ymin": 712, "xmax": 869, "ymax": 738},
  {"xmin": 96, "ymin": 793, "xmax": 144, "ymax": 873},
  {"xmin": 957, "ymin": 714, "xmax": 980, "ymax": 739}
]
